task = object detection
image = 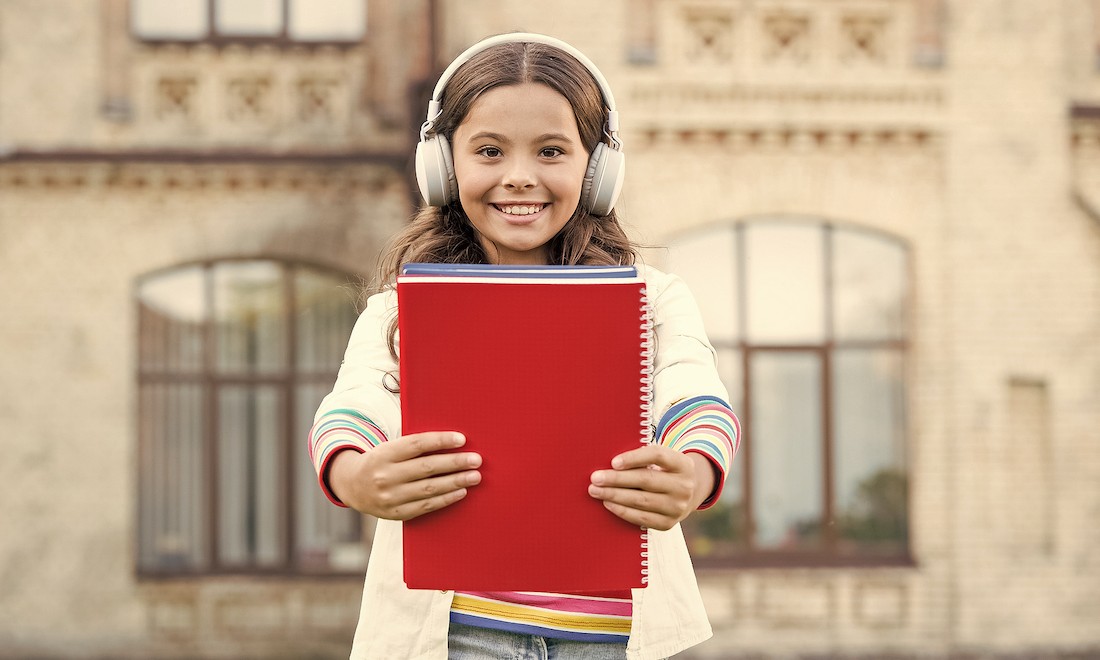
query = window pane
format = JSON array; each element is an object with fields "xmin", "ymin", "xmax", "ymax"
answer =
[
  {"xmin": 138, "ymin": 383, "xmax": 207, "ymax": 571},
  {"xmin": 833, "ymin": 230, "xmax": 908, "ymax": 341},
  {"xmin": 131, "ymin": 0, "xmax": 208, "ymax": 40},
  {"xmin": 218, "ymin": 386, "xmax": 285, "ymax": 568},
  {"xmin": 666, "ymin": 227, "xmax": 739, "ymax": 344},
  {"xmin": 288, "ymin": 0, "xmax": 366, "ymax": 41},
  {"xmin": 745, "ymin": 223, "xmax": 825, "ymax": 344},
  {"xmin": 295, "ymin": 382, "xmax": 369, "ymax": 572},
  {"xmin": 214, "ymin": 262, "xmax": 287, "ymax": 373},
  {"xmin": 717, "ymin": 346, "xmax": 743, "ymax": 415},
  {"xmin": 216, "ymin": 0, "xmax": 283, "ymax": 36},
  {"xmin": 750, "ymin": 351, "xmax": 823, "ymax": 550},
  {"xmin": 296, "ymin": 267, "xmax": 358, "ymax": 373},
  {"xmin": 138, "ymin": 266, "xmax": 206, "ymax": 373},
  {"xmin": 682, "ymin": 346, "xmax": 745, "ymax": 557},
  {"xmin": 833, "ymin": 349, "xmax": 908, "ymax": 554}
]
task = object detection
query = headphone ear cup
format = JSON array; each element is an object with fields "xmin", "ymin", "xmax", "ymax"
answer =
[
  {"xmin": 580, "ymin": 142, "xmax": 626, "ymax": 217},
  {"xmin": 415, "ymin": 135, "xmax": 458, "ymax": 207}
]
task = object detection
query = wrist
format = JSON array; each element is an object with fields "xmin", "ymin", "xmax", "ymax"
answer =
[
  {"xmin": 326, "ymin": 449, "xmax": 360, "ymax": 507},
  {"xmin": 687, "ymin": 452, "xmax": 716, "ymax": 510}
]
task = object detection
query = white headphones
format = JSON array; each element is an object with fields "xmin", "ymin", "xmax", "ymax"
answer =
[{"xmin": 414, "ymin": 32, "xmax": 626, "ymax": 217}]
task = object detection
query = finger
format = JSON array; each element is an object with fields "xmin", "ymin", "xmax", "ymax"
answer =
[
  {"xmin": 588, "ymin": 483, "xmax": 685, "ymax": 519},
  {"xmin": 386, "ymin": 431, "xmax": 468, "ymax": 461},
  {"xmin": 610, "ymin": 445, "xmax": 689, "ymax": 472},
  {"xmin": 591, "ymin": 465, "xmax": 678, "ymax": 494},
  {"xmin": 371, "ymin": 468, "xmax": 479, "ymax": 514},
  {"xmin": 396, "ymin": 466, "xmax": 481, "ymax": 503},
  {"xmin": 600, "ymin": 499, "xmax": 677, "ymax": 532},
  {"xmin": 393, "ymin": 449, "xmax": 482, "ymax": 483},
  {"xmin": 389, "ymin": 486, "xmax": 472, "ymax": 521}
]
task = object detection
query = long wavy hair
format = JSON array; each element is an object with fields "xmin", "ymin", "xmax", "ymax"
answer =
[{"xmin": 376, "ymin": 38, "xmax": 640, "ymax": 361}]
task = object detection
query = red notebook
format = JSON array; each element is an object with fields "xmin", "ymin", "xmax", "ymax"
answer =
[{"xmin": 397, "ymin": 263, "xmax": 653, "ymax": 592}]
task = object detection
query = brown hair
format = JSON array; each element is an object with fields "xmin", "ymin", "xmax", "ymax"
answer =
[{"xmin": 376, "ymin": 38, "xmax": 639, "ymax": 360}]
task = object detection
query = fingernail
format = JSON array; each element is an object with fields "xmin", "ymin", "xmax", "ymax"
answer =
[
  {"xmin": 591, "ymin": 471, "xmax": 605, "ymax": 485},
  {"xmin": 588, "ymin": 484, "xmax": 602, "ymax": 497},
  {"xmin": 468, "ymin": 454, "xmax": 481, "ymax": 468},
  {"xmin": 611, "ymin": 457, "xmax": 624, "ymax": 469},
  {"xmin": 454, "ymin": 433, "xmax": 466, "ymax": 445}
]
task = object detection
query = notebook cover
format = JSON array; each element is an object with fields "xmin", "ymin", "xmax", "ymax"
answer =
[{"xmin": 397, "ymin": 264, "xmax": 651, "ymax": 592}]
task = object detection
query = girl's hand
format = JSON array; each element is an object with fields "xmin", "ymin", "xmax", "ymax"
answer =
[
  {"xmin": 327, "ymin": 432, "xmax": 482, "ymax": 521},
  {"xmin": 588, "ymin": 446, "xmax": 716, "ymax": 531}
]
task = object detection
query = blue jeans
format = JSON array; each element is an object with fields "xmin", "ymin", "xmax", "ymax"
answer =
[{"xmin": 448, "ymin": 622, "xmax": 630, "ymax": 660}]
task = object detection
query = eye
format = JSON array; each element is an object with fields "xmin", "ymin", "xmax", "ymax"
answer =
[
  {"xmin": 476, "ymin": 146, "xmax": 503, "ymax": 158},
  {"xmin": 539, "ymin": 147, "xmax": 565, "ymax": 158}
]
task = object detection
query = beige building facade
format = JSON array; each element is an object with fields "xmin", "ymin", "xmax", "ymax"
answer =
[{"xmin": 1, "ymin": 0, "xmax": 1098, "ymax": 658}]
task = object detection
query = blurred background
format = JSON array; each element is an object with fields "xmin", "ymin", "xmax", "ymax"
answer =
[{"xmin": 1, "ymin": 0, "xmax": 1098, "ymax": 658}]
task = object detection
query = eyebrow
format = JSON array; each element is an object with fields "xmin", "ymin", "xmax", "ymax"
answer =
[
  {"xmin": 466, "ymin": 131, "xmax": 510, "ymax": 144},
  {"xmin": 534, "ymin": 132, "xmax": 577, "ymax": 144},
  {"xmin": 464, "ymin": 131, "xmax": 578, "ymax": 145}
]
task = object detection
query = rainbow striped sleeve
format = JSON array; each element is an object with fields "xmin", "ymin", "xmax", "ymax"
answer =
[
  {"xmin": 654, "ymin": 395, "xmax": 741, "ymax": 510},
  {"xmin": 307, "ymin": 408, "xmax": 388, "ymax": 507}
]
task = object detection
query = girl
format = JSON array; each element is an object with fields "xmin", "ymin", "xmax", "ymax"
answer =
[{"xmin": 308, "ymin": 33, "xmax": 740, "ymax": 660}]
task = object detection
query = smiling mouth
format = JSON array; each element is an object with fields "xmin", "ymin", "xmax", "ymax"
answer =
[{"xmin": 493, "ymin": 203, "xmax": 546, "ymax": 216}]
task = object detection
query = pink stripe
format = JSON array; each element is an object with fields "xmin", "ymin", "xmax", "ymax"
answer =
[{"xmin": 459, "ymin": 591, "xmax": 633, "ymax": 616}]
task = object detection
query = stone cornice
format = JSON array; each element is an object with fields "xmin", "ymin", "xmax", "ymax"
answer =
[
  {"xmin": 0, "ymin": 152, "xmax": 406, "ymax": 191},
  {"xmin": 629, "ymin": 82, "xmax": 946, "ymax": 109},
  {"xmin": 627, "ymin": 125, "xmax": 941, "ymax": 151}
]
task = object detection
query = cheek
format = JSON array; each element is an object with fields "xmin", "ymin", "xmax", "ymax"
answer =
[
  {"xmin": 454, "ymin": 165, "xmax": 488, "ymax": 202},
  {"xmin": 557, "ymin": 161, "xmax": 590, "ymax": 200}
]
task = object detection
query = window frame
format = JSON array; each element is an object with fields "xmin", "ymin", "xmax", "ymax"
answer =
[
  {"xmin": 134, "ymin": 257, "xmax": 365, "ymax": 578},
  {"xmin": 129, "ymin": 0, "xmax": 369, "ymax": 48},
  {"xmin": 673, "ymin": 218, "xmax": 915, "ymax": 569}
]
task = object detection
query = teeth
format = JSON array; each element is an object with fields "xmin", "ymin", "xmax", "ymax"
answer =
[{"xmin": 500, "ymin": 205, "xmax": 543, "ymax": 215}]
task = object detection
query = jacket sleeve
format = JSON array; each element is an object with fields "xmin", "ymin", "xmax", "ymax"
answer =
[
  {"xmin": 307, "ymin": 289, "xmax": 402, "ymax": 507},
  {"xmin": 648, "ymin": 270, "xmax": 741, "ymax": 509}
]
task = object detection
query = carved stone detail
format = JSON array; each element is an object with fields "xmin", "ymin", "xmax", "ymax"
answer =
[
  {"xmin": 840, "ymin": 13, "xmax": 891, "ymax": 65},
  {"xmin": 682, "ymin": 6, "xmax": 737, "ymax": 64},
  {"xmin": 762, "ymin": 10, "xmax": 813, "ymax": 64},
  {"xmin": 225, "ymin": 76, "xmax": 274, "ymax": 123},
  {"xmin": 155, "ymin": 76, "xmax": 199, "ymax": 121},
  {"xmin": 296, "ymin": 76, "xmax": 342, "ymax": 123}
]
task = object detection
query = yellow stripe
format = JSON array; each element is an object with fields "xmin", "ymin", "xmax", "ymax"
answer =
[{"xmin": 451, "ymin": 595, "xmax": 632, "ymax": 634}]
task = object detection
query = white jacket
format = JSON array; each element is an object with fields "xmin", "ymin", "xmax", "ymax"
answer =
[{"xmin": 315, "ymin": 264, "xmax": 731, "ymax": 660}]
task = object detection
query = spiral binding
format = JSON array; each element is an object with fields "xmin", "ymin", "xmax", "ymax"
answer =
[{"xmin": 638, "ymin": 286, "xmax": 655, "ymax": 585}]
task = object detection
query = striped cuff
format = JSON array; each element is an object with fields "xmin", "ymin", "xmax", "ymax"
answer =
[
  {"xmin": 654, "ymin": 396, "xmax": 740, "ymax": 510},
  {"xmin": 308, "ymin": 408, "xmax": 388, "ymax": 507}
]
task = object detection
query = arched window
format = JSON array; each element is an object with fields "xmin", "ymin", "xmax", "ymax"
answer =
[
  {"xmin": 136, "ymin": 259, "xmax": 366, "ymax": 575},
  {"xmin": 667, "ymin": 219, "xmax": 911, "ymax": 566}
]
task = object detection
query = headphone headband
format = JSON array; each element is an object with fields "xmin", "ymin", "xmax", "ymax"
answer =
[{"xmin": 420, "ymin": 32, "xmax": 620, "ymax": 144}]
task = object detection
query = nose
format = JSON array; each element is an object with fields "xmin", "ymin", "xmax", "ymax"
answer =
[{"xmin": 501, "ymin": 156, "xmax": 537, "ymax": 191}]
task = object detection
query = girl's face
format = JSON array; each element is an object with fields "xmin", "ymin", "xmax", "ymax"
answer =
[{"xmin": 451, "ymin": 82, "xmax": 589, "ymax": 265}]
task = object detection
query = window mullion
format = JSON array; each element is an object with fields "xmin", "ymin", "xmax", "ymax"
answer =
[
  {"xmin": 207, "ymin": 0, "xmax": 217, "ymax": 40},
  {"xmin": 741, "ymin": 346, "xmax": 755, "ymax": 551},
  {"xmin": 282, "ymin": 0, "xmax": 291, "ymax": 42},
  {"xmin": 822, "ymin": 346, "xmax": 836, "ymax": 553},
  {"xmin": 203, "ymin": 262, "xmax": 221, "ymax": 571},
  {"xmin": 735, "ymin": 224, "xmax": 754, "ymax": 551},
  {"xmin": 822, "ymin": 225, "xmax": 836, "ymax": 554},
  {"xmin": 283, "ymin": 264, "xmax": 297, "ymax": 571}
]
